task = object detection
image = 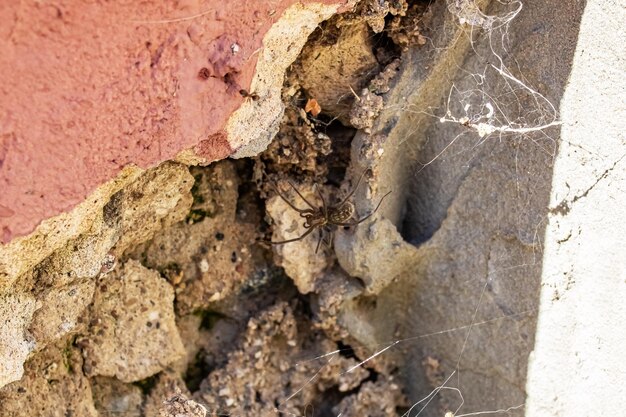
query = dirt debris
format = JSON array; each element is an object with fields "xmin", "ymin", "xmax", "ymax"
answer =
[
  {"xmin": 256, "ymin": 104, "xmax": 332, "ymax": 181},
  {"xmin": 370, "ymin": 59, "xmax": 402, "ymax": 94},
  {"xmin": 194, "ymin": 302, "xmax": 371, "ymax": 417},
  {"xmin": 311, "ymin": 268, "xmax": 364, "ymax": 340},
  {"xmin": 91, "ymin": 376, "xmax": 143, "ymax": 417},
  {"xmin": 159, "ymin": 392, "xmax": 207, "ymax": 417},
  {"xmin": 350, "ymin": 88, "xmax": 385, "ymax": 133},
  {"xmin": 348, "ymin": 57, "xmax": 402, "ymax": 134},
  {"xmin": 332, "ymin": 377, "xmax": 407, "ymax": 417},
  {"xmin": 387, "ymin": 2, "xmax": 431, "ymax": 50},
  {"xmin": 422, "ymin": 355, "xmax": 445, "ymax": 388},
  {"xmin": 362, "ymin": 0, "xmax": 409, "ymax": 33},
  {"xmin": 144, "ymin": 371, "xmax": 194, "ymax": 417}
]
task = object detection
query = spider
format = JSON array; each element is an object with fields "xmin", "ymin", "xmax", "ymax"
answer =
[{"xmin": 269, "ymin": 171, "xmax": 391, "ymax": 253}]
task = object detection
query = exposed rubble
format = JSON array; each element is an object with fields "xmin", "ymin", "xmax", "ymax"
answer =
[
  {"xmin": 129, "ymin": 162, "xmax": 261, "ymax": 315},
  {"xmin": 91, "ymin": 376, "xmax": 144, "ymax": 417},
  {"xmin": 0, "ymin": 342, "xmax": 98, "ymax": 416},
  {"xmin": 333, "ymin": 377, "xmax": 407, "ymax": 417},
  {"xmin": 297, "ymin": 18, "xmax": 380, "ymax": 124},
  {"xmin": 0, "ymin": 293, "xmax": 38, "ymax": 387},
  {"xmin": 0, "ymin": 3, "xmax": 469, "ymax": 417},
  {"xmin": 159, "ymin": 393, "xmax": 207, "ymax": 417},
  {"xmin": 194, "ymin": 302, "xmax": 370, "ymax": 417},
  {"xmin": 79, "ymin": 260, "xmax": 185, "ymax": 382}
]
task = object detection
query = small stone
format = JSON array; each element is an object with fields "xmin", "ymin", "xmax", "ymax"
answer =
[
  {"xmin": 81, "ymin": 260, "xmax": 185, "ymax": 382},
  {"xmin": 199, "ymin": 259, "xmax": 209, "ymax": 273}
]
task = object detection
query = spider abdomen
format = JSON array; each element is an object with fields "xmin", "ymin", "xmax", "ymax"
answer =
[{"xmin": 328, "ymin": 202, "xmax": 355, "ymax": 224}]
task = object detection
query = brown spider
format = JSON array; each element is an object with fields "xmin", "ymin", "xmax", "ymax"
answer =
[{"xmin": 269, "ymin": 171, "xmax": 391, "ymax": 253}]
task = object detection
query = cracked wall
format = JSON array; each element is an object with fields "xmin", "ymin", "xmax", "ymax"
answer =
[{"xmin": 0, "ymin": 1, "xmax": 615, "ymax": 416}]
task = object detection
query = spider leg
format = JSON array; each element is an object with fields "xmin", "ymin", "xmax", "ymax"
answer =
[
  {"xmin": 288, "ymin": 181, "xmax": 317, "ymax": 210},
  {"xmin": 336, "ymin": 170, "xmax": 368, "ymax": 208},
  {"xmin": 315, "ymin": 227, "xmax": 334, "ymax": 253},
  {"xmin": 315, "ymin": 228, "xmax": 324, "ymax": 254},
  {"xmin": 325, "ymin": 229, "xmax": 334, "ymax": 248},
  {"xmin": 269, "ymin": 182, "xmax": 314, "ymax": 215},
  {"xmin": 270, "ymin": 224, "xmax": 318, "ymax": 245},
  {"xmin": 332, "ymin": 191, "xmax": 392, "ymax": 227},
  {"xmin": 314, "ymin": 183, "xmax": 328, "ymax": 218}
]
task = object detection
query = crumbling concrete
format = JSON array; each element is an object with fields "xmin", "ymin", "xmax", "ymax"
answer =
[
  {"xmin": 0, "ymin": 342, "xmax": 98, "ymax": 417},
  {"xmin": 159, "ymin": 393, "xmax": 207, "ymax": 417},
  {"xmin": 194, "ymin": 302, "xmax": 371, "ymax": 417},
  {"xmin": 131, "ymin": 162, "xmax": 259, "ymax": 314},
  {"xmin": 91, "ymin": 376, "xmax": 144, "ymax": 417},
  {"xmin": 332, "ymin": 0, "xmax": 586, "ymax": 415},
  {"xmin": 79, "ymin": 260, "xmax": 185, "ymax": 382},
  {"xmin": 145, "ymin": 371, "xmax": 193, "ymax": 417},
  {"xmin": 0, "ymin": 162, "xmax": 193, "ymax": 389},
  {"xmin": 0, "ymin": 293, "xmax": 37, "ymax": 387},
  {"xmin": 1, "ymin": 1, "xmax": 616, "ymax": 417},
  {"xmin": 332, "ymin": 377, "xmax": 406, "ymax": 417},
  {"xmin": 297, "ymin": 20, "xmax": 380, "ymax": 125}
]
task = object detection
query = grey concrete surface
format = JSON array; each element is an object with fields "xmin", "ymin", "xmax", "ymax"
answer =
[{"xmin": 336, "ymin": 0, "xmax": 589, "ymax": 415}]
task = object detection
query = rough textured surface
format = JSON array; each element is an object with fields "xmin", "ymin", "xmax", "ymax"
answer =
[
  {"xmin": 0, "ymin": 293, "xmax": 37, "ymax": 387},
  {"xmin": 159, "ymin": 393, "xmax": 207, "ymax": 417},
  {"xmin": 349, "ymin": 88, "xmax": 385, "ymax": 133},
  {"xmin": 525, "ymin": 1, "xmax": 626, "ymax": 415},
  {"xmin": 0, "ymin": 162, "xmax": 192, "ymax": 290},
  {"xmin": 144, "ymin": 372, "xmax": 193, "ymax": 417},
  {"xmin": 266, "ymin": 184, "xmax": 328, "ymax": 294},
  {"xmin": 332, "ymin": 0, "xmax": 586, "ymax": 415},
  {"xmin": 91, "ymin": 376, "xmax": 144, "ymax": 417},
  {"xmin": 0, "ymin": 166, "xmax": 142, "ymax": 289},
  {"xmin": 227, "ymin": 1, "xmax": 344, "ymax": 158},
  {"xmin": 335, "ymin": 218, "xmax": 420, "ymax": 294},
  {"xmin": 0, "ymin": 342, "xmax": 98, "ymax": 417},
  {"xmin": 80, "ymin": 260, "xmax": 185, "ymax": 382},
  {"xmin": 0, "ymin": 0, "xmax": 346, "ymax": 243},
  {"xmin": 131, "ymin": 162, "xmax": 260, "ymax": 314},
  {"xmin": 297, "ymin": 19, "xmax": 380, "ymax": 124},
  {"xmin": 0, "ymin": 1, "xmax": 614, "ymax": 417},
  {"xmin": 28, "ymin": 279, "xmax": 95, "ymax": 345},
  {"xmin": 194, "ymin": 302, "xmax": 370, "ymax": 417},
  {"xmin": 0, "ymin": 162, "xmax": 192, "ymax": 389},
  {"xmin": 255, "ymin": 102, "xmax": 334, "ymax": 180},
  {"xmin": 333, "ymin": 378, "xmax": 406, "ymax": 417}
]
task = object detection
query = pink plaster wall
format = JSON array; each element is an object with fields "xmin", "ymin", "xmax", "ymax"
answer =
[{"xmin": 0, "ymin": 0, "xmax": 345, "ymax": 244}]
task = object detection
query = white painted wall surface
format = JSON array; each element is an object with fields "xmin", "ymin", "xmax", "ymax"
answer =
[{"xmin": 525, "ymin": 0, "xmax": 626, "ymax": 415}]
